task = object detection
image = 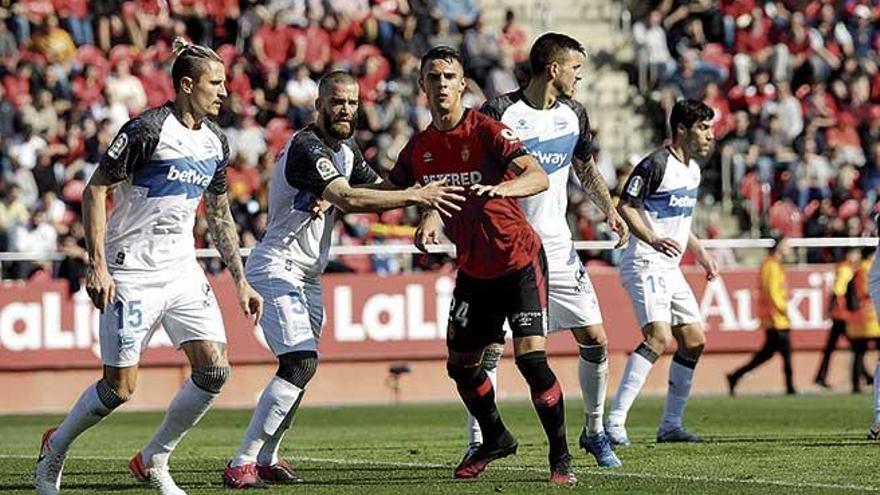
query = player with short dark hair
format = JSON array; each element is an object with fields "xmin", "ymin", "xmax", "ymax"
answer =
[
  {"xmin": 390, "ymin": 46, "xmax": 576, "ymax": 485},
  {"xmin": 424, "ymin": 32, "xmax": 628, "ymax": 468},
  {"xmin": 35, "ymin": 38, "xmax": 263, "ymax": 495},
  {"xmin": 605, "ymin": 99, "xmax": 717, "ymax": 446},
  {"xmin": 220, "ymin": 70, "xmax": 464, "ymax": 489}
]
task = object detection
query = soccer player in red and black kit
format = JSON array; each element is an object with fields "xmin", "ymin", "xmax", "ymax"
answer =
[{"xmin": 389, "ymin": 46, "xmax": 576, "ymax": 485}]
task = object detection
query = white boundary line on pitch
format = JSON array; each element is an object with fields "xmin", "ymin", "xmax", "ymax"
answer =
[{"xmin": 1, "ymin": 453, "xmax": 876, "ymax": 492}]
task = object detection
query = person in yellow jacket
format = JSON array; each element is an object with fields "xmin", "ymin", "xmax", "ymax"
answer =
[
  {"xmin": 845, "ymin": 249, "xmax": 880, "ymax": 393},
  {"xmin": 727, "ymin": 238, "xmax": 796, "ymax": 395},
  {"xmin": 815, "ymin": 248, "xmax": 861, "ymax": 388}
]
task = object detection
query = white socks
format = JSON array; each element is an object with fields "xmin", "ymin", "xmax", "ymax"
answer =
[
  {"xmin": 661, "ymin": 354, "xmax": 697, "ymax": 431},
  {"xmin": 50, "ymin": 382, "xmax": 113, "ymax": 453},
  {"xmin": 142, "ymin": 378, "xmax": 216, "ymax": 468},
  {"xmin": 232, "ymin": 376, "xmax": 303, "ymax": 467},
  {"xmin": 608, "ymin": 343, "xmax": 658, "ymax": 427},
  {"xmin": 579, "ymin": 344, "xmax": 609, "ymax": 435}
]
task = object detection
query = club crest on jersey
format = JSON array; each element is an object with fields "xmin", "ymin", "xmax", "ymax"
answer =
[
  {"xmin": 554, "ymin": 116, "xmax": 568, "ymax": 131},
  {"xmin": 107, "ymin": 133, "xmax": 128, "ymax": 159},
  {"xmin": 461, "ymin": 146, "xmax": 470, "ymax": 162},
  {"xmin": 515, "ymin": 118, "xmax": 529, "ymax": 130},
  {"xmin": 626, "ymin": 176, "xmax": 643, "ymax": 196},
  {"xmin": 315, "ymin": 158, "xmax": 337, "ymax": 180},
  {"xmin": 422, "ymin": 151, "xmax": 433, "ymax": 163}
]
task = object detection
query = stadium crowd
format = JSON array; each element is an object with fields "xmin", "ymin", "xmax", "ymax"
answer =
[
  {"xmin": 633, "ymin": 0, "xmax": 880, "ymax": 262},
  {"xmin": 0, "ymin": 0, "xmax": 576, "ymax": 281}
]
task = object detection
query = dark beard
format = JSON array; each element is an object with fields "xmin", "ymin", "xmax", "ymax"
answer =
[{"xmin": 327, "ymin": 121, "xmax": 353, "ymax": 140}]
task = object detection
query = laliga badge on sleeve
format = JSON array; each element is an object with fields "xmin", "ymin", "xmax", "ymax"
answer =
[
  {"xmin": 316, "ymin": 157, "xmax": 337, "ymax": 180},
  {"xmin": 107, "ymin": 133, "xmax": 128, "ymax": 159},
  {"xmin": 626, "ymin": 176, "xmax": 643, "ymax": 197}
]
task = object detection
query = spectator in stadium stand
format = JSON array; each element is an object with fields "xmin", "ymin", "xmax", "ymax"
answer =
[
  {"xmin": 435, "ymin": 0, "xmax": 480, "ymax": 30},
  {"xmin": 461, "ymin": 14, "xmax": 502, "ymax": 88},
  {"xmin": 634, "ymin": 10, "xmax": 677, "ymax": 91},
  {"xmin": 771, "ymin": 81, "xmax": 804, "ymax": 143},
  {"xmin": 665, "ymin": 49, "xmax": 721, "ymax": 101},
  {"xmin": 498, "ymin": 9, "xmax": 530, "ymax": 70},
  {"xmin": 21, "ymin": 90, "xmax": 60, "ymax": 140},
  {"xmin": 815, "ymin": 246, "xmax": 861, "ymax": 389},
  {"xmin": 0, "ymin": 183, "xmax": 30, "ymax": 252},
  {"xmin": 11, "ymin": 207, "xmax": 57, "ymax": 278},
  {"xmin": 727, "ymin": 238, "xmax": 796, "ymax": 396},
  {"xmin": 0, "ymin": 20, "xmax": 18, "ymax": 58},
  {"xmin": 251, "ymin": 11, "xmax": 297, "ymax": 73},
  {"xmin": 845, "ymin": 248, "xmax": 880, "ymax": 394},
  {"xmin": 284, "ymin": 64, "xmax": 318, "ymax": 127},
  {"xmin": 31, "ymin": 14, "xmax": 76, "ymax": 64},
  {"xmin": 54, "ymin": 0, "xmax": 93, "ymax": 46},
  {"xmin": 720, "ymin": 110, "xmax": 754, "ymax": 186},
  {"xmin": 731, "ymin": 7, "xmax": 777, "ymax": 86},
  {"xmin": 104, "ymin": 60, "xmax": 148, "ymax": 116}
]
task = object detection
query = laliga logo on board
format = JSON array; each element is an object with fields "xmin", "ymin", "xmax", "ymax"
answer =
[{"xmin": 333, "ymin": 277, "xmax": 455, "ymax": 342}]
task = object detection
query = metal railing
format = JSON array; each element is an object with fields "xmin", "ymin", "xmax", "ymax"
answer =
[{"xmin": 0, "ymin": 237, "xmax": 875, "ymax": 269}]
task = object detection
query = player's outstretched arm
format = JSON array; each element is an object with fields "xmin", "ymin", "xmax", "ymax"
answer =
[
  {"xmin": 82, "ymin": 167, "xmax": 122, "ymax": 311},
  {"xmin": 572, "ymin": 155, "xmax": 629, "ymax": 247},
  {"xmin": 204, "ymin": 191, "xmax": 263, "ymax": 322},
  {"xmin": 617, "ymin": 201, "xmax": 682, "ymax": 258},
  {"xmin": 688, "ymin": 232, "xmax": 718, "ymax": 280},
  {"xmin": 470, "ymin": 154, "xmax": 548, "ymax": 198},
  {"xmin": 322, "ymin": 177, "xmax": 465, "ymax": 217}
]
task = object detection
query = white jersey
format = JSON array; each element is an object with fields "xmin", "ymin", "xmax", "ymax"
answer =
[
  {"xmin": 619, "ymin": 147, "xmax": 701, "ymax": 268},
  {"xmin": 100, "ymin": 103, "xmax": 229, "ymax": 281},
  {"xmin": 247, "ymin": 125, "xmax": 379, "ymax": 280},
  {"xmin": 480, "ymin": 90, "xmax": 593, "ymax": 254}
]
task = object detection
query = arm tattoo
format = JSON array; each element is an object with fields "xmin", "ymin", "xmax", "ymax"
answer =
[
  {"xmin": 573, "ymin": 157, "xmax": 615, "ymax": 215},
  {"xmin": 204, "ymin": 192, "xmax": 246, "ymax": 284}
]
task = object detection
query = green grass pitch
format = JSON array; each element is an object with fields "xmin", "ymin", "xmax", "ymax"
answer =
[{"xmin": 3, "ymin": 394, "xmax": 878, "ymax": 494}]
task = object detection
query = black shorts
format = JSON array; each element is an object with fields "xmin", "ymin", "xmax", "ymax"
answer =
[{"xmin": 446, "ymin": 249, "xmax": 548, "ymax": 353}]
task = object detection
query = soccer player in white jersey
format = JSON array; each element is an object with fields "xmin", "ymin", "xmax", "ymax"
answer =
[
  {"xmin": 34, "ymin": 39, "xmax": 263, "ymax": 495},
  {"xmin": 429, "ymin": 33, "xmax": 630, "ymax": 468},
  {"xmin": 221, "ymin": 71, "xmax": 464, "ymax": 489},
  {"xmin": 605, "ymin": 99, "xmax": 717, "ymax": 445}
]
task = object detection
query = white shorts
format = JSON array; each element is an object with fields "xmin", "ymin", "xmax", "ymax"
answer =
[
  {"xmin": 620, "ymin": 263, "xmax": 700, "ymax": 329},
  {"xmin": 546, "ymin": 245, "xmax": 603, "ymax": 332},
  {"xmin": 99, "ymin": 265, "xmax": 226, "ymax": 367},
  {"xmin": 247, "ymin": 269, "xmax": 324, "ymax": 357}
]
